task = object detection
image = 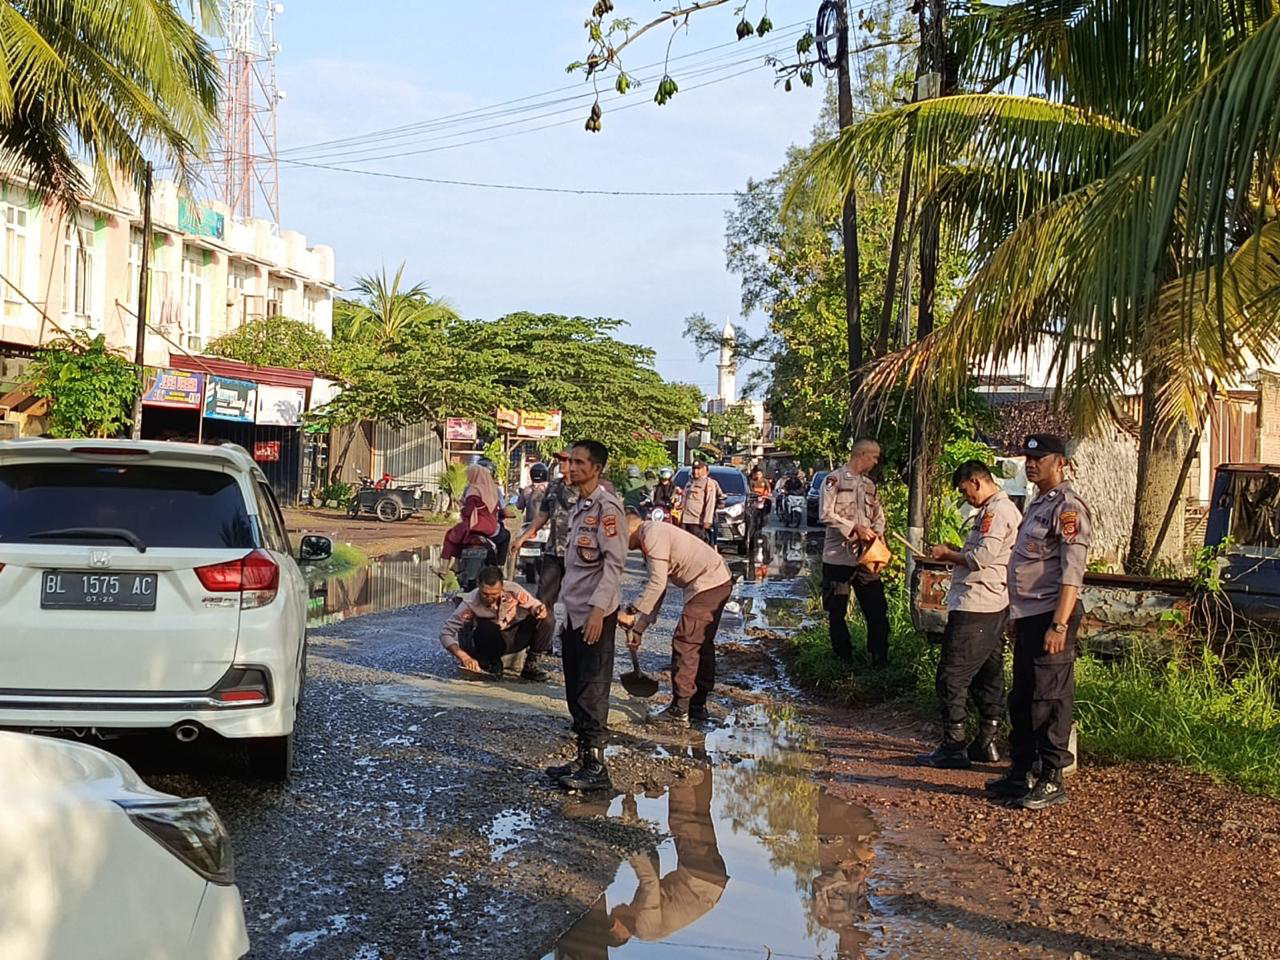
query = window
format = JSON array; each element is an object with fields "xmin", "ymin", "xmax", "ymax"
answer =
[
  {"xmin": 3, "ymin": 204, "xmax": 29, "ymax": 318},
  {"xmin": 303, "ymin": 292, "xmax": 318, "ymax": 328},
  {"xmin": 181, "ymin": 248, "xmax": 205, "ymax": 350},
  {"xmin": 254, "ymin": 481, "xmax": 291, "ymax": 553},
  {"xmin": 267, "ymin": 281, "xmax": 285, "ymax": 317},
  {"xmin": 62, "ymin": 219, "xmax": 97, "ymax": 328},
  {"xmin": 229, "ymin": 262, "xmax": 253, "ymax": 328}
]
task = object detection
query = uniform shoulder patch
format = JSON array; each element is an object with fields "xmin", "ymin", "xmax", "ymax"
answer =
[
  {"xmin": 980, "ymin": 511, "xmax": 994, "ymax": 534},
  {"xmin": 576, "ymin": 534, "xmax": 594, "ymax": 548},
  {"xmin": 583, "ymin": 514, "xmax": 599, "ymax": 528},
  {"xmin": 460, "ymin": 607, "xmax": 474, "ymax": 622},
  {"xmin": 603, "ymin": 513, "xmax": 618, "ymax": 538},
  {"xmin": 825, "ymin": 474, "xmax": 837, "ymax": 486},
  {"xmin": 1060, "ymin": 509, "xmax": 1079, "ymax": 539}
]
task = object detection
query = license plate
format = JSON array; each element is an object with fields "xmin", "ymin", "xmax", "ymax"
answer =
[{"xmin": 40, "ymin": 571, "xmax": 159, "ymax": 611}]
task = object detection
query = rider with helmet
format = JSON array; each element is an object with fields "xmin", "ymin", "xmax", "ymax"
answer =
[
  {"xmin": 621, "ymin": 464, "xmax": 649, "ymax": 511},
  {"xmin": 517, "ymin": 462, "xmax": 551, "ymax": 524},
  {"xmin": 651, "ymin": 467, "xmax": 677, "ymax": 511}
]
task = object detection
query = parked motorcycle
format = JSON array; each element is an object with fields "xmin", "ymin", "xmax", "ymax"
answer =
[{"xmin": 347, "ymin": 469, "xmax": 426, "ymax": 522}]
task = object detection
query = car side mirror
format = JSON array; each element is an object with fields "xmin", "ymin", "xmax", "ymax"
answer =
[{"xmin": 299, "ymin": 535, "xmax": 332, "ymax": 563}]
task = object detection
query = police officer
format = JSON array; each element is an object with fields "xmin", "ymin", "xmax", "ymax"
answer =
[
  {"xmin": 918, "ymin": 460, "xmax": 1022, "ymax": 768},
  {"xmin": 680, "ymin": 460, "xmax": 724, "ymax": 544},
  {"xmin": 545, "ymin": 439, "xmax": 627, "ymax": 792},
  {"xmin": 987, "ymin": 434, "xmax": 1092, "ymax": 810},
  {"xmin": 819, "ymin": 439, "xmax": 890, "ymax": 666},
  {"xmin": 511, "ymin": 450, "xmax": 578, "ymax": 613}
]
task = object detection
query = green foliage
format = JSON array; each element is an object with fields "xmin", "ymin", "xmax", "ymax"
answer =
[
  {"xmin": 28, "ymin": 333, "xmax": 140, "ymax": 438},
  {"xmin": 319, "ymin": 481, "xmax": 353, "ymax": 504},
  {"xmin": 207, "ymin": 315, "xmax": 335, "ymax": 374},
  {"xmin": 437, "ymin": 463, "xmax": 469, "ymax": 501},
  {"xmin": 0, "ymin": 0, "xmax": 219, "ymax": 203},
  {"xmin": 706, "ymin": 402, "xmax": 759, "ymax": 453},
  {"xmin": 332, "ymin": 264, "xmax": 459, "ymax": 343}
]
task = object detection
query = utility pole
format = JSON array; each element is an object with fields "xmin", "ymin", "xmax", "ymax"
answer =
[
  {"xmin": 130, "ymin": 163, "xmax": 153, "ymax": 440},
  {"xmin": 906, "ymin": 0, "xmax": 949, "ymax": 555}
]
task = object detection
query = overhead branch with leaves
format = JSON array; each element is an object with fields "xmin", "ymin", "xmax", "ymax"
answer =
[{"xmin": 28, "ymin": 332, "xmax": 140, "ymax": 438}]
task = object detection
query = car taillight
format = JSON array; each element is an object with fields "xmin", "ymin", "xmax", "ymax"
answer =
[
  {"xmin": 117, "ymin": 797, "xmax": 235, "ymax": 884},
  {"xmin": 212, "ymin": 665, "xmax": 272, "ymax": 705},
  {"xmin": 195, "ymin": 550, "xmax": 279, "ymax": 609}
]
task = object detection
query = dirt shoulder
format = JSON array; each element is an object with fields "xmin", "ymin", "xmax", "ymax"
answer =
[
  {"xmin": 283, "ymin": 506, "xmax": 453, "ymax": 559},
  {"xmin": 804, "ymin": 697, "xmax": 1280, "ymax": 959}
]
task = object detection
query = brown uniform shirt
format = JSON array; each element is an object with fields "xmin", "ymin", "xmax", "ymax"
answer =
[
  {"xmin": 633, "ymin": 521, "xmax": 732, "ymax": 630},
  {"xmin": 560, "ymin": 483, "xmax": 628, "ymax": 629},
  {"xmin": 947, "ymin": 490, "xmax": 1023, "ymax": 613},
  {"xmin": 819, "ymin": 468, "xmax": 886, "ymax": 566},
  {"xmin": 439, "ymin": 582, "xmax": 546, "ymax": 651},
  {"xmin": 1008, "ymin": 481, "xmax": 1093, "ymax": 619},
  {"xmin": 680, "ymin": 475, "xmax": 723, "ymax": 527}
]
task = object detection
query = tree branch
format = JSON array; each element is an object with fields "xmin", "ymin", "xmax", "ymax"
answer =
[{"xmin": 598, "ymin": 0, "xmax": 737, "ymax": 69}]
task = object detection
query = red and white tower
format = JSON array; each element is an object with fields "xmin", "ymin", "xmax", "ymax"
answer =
[{"xmin": 215, "ymin": 0, "xmax": 282, "ymax": 223}]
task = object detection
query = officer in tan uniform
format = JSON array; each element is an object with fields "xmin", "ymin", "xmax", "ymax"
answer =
[
  {"xmin": 545, "ymin": 440, "xmax": 628, "ymax": 793},
  {"xmin": 987, "ymin": 434, "xmax": 1092, "ymax": 810},
  {"xmin": 918, "ymin": 460, "xmax": 1022, "ymax": 768},
  {"xmin": 679, "ymin": 460, "xmax": 724, "ymax": 544},
  {"xmin": 819, "ymin": 439, "xmax": 889, "ymax": 666}
]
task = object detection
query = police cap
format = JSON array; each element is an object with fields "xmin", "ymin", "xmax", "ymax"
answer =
[{"xmin": 1021, "ymin": 434, "xmax": 1068, "ymax": 457}]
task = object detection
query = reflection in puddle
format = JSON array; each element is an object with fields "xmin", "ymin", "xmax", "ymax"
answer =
[
  {"xmin": 307, "ymin": 549, "xmax": 446, "ymax": 626},
  {"xmin": 548, "ymin": 706, "xmax": 877, "ymax": 959}
]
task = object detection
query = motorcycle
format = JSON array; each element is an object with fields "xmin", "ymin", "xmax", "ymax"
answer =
[
  {"xmin": 518, "ymin": 526, "xmax": 550, "ymax": 585},
  {"xmin": 347, "ymin": 469, "xmax": 426, "ymax": 522},
  {"xmin": 784, "ymin": 494, "xmax": 805, "ymax": 528},
  {"xmin": 457, "ymin": 535, "xmax": 500, "ymax": 591}
]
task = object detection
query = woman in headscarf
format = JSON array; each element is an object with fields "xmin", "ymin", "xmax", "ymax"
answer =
[{"xmin": 438, "ymin": 464, "xmax": 506, "ymax": 575}]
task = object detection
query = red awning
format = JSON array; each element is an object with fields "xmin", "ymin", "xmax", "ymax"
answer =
[{"xmin": 167, "ymin": 354, "xmax": 315, "ymax": 390}]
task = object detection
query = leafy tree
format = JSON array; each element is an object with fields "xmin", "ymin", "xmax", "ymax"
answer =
[
  {"xmin": 28, "ymin": 333, "xmax": 139, "ymax": 438},
  {"xmin": 706, "ymin": 402, "xmax": 760, "ymax": 455},
  {"xmin": 796, "ymin": 0, "xmax": 1280, "ymax": 570},
  {"xmin": 332, "ymin": 264, "xmax": 459, "ymax": 343},
  {"xmin": 0, "ymin": 0, "xmax": 219, "ymax": 202},
  {"xmin": 206, "ymin": 315, "xmax": 335, "ymax": 374}
]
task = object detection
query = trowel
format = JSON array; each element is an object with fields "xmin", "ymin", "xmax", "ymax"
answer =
[{"xmin": 619, "ymin": 630, "xmax": 659, "ymax": 699}]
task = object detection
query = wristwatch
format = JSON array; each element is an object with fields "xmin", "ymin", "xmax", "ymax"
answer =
[{"xmin": 1050, "ymin": 622, "xmax": 1068, "ymax": 634}]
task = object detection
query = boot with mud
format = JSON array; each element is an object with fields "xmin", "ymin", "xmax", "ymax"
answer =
[
  {"xmin": 520, "ymin": 654, "xmax": 548, "ymax": 683},
  {"xmin": 545, "ymin": 741, "xmax": 587, "ymax": 781},
  {"xmin": 985, "ymin": 765, "xmax": 1035, "ymax": 800},
  {"xmin": 968, "ymin": 719, "xmax": 1002, "ymax": 764},
  {"xmin": 916, "ymin": 723, "xmax": 971, "ymax": 769},
  {"xmin": 559, "ymin": 746, "xmax": 612, "ymax": 793},
  {"xmin": 647, "ymin": 703, "xmax": 691, "ymax": 730},
  {"xmin": 1018, "ymin": 767, "xmax": 1068, "ymax": 810}
]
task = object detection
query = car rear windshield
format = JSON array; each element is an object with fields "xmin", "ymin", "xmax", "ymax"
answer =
[
  {"xmin": 673, "ymin": 468, "xmax": 748, "ymax": 495},
  {"xmin": 0, "ymin": 463, "xmax": 256, "ymax": 549}
]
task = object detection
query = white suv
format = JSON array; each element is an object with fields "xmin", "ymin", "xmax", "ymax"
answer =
[{"xmin": 0, "ymin": 439, "xmax": 330, "ymax": 780}]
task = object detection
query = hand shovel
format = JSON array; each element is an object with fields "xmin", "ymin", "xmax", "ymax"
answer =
[{"xmin": 620, "ymin": 641, "xmax": 659, "ymax": 699}]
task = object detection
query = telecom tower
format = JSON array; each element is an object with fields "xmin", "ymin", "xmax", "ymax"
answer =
[{"xmin": 215, "ymin": 0, "xmax": 283, "ymax": 223}]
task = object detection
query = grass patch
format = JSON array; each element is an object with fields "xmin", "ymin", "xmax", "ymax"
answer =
[{"xmin": 304, "ymin": 542, "xmax": 368, "ymax": 581}]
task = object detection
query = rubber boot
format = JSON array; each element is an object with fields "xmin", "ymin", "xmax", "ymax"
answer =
[
  {"xmin": 545, "ymin": 741, "xmax": 587, "ymax": 781},
  {"xmin": 520, "ymin": 654, "xmax": 548, "ymax": 682},
  {"xmin": 968, "ymin": 719, "xmax": 1002, "ymax": 764},
  {"xmin": 916, "ymin": 723, "xmax": 971, "ymax": 769},
  {"xmin": 985, "ymin": 765, "xmax": 1035, "ymax": 800},
  {"xmin": 1019, "ymin": 766, "xmax": 1068, "ymax": 810},
  {"xmin": 559, "ymin": 746, "xmax": 612, "ymax": 793}
]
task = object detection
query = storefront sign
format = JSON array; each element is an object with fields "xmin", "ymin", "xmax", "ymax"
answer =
[
  {"xmin": 496, "ymin": 408, "xmax": 562, "ymax": 439},
  {"xmin": 141, "ymin": 369, "xmax": 204, "ymax": 409},
  {"xmin": 178, "ymin": 197, "xmax": 225, "ymax": 240},
  {"xmin": 256, "ymin": 385, "xmax": 307, "ymax": 426},
  {"xmin": 204, "ymin": 376, "xmax": 257, "ymax": 422},
  {"xmin": 446, "ymin": 417, "xmax": 477, "ymax": 442},
  {"xmin": 254, "ymin": 441, "xmax": 281, "ymax": 462}
]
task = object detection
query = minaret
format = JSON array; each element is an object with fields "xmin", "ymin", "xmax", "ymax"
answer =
[{"xmin": 716, "ymin": 318, "xmax": 738, "ymax": 405}]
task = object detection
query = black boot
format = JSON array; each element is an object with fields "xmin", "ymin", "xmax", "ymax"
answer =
[
  {"xmin": 916, "ymin": 724, "xmax": 971, "ymax": 769},
  {"xmin": 968, "ymin": 719, "xmax": 1002, "ymax": 764},
  {"xmin": 985, "ymin": 765, "xmax": 1035, "ymax": 799},
  {"xmin": 1018, "ymin": 767, "xmax": 1068, "ymax": 810},
  {"xmin": 520, "ymin": 654, "xmax": 548, "ymax": 682},
  {"xmin": 646, "ymin": 703, "xmax": 691, "ymax": 730},
  {"xmin": 559, "ymin": 746, "xmax": 612, "ymax": 792},
  {"xmin": 688, "ymin": 703, "xmax": 712, "ymax": 724},
  {"xmin": 545, "ymin": 741, "xmax": 587, "ymax": 781}
]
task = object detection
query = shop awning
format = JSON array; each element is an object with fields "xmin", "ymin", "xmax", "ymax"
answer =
[{"xmin": 167, "ymin": 354, "xmax": 316, "ymax": 391}]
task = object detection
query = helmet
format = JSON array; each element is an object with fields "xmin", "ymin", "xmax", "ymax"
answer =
[
  {"xmin": 530, "ymin": 463, "xmax": 549, "ymax": 482},
  {"xmin": 627, "ymin": 465, "xmax": 643, "ymax": 479},
  {"xmin": 659, "ymin": 467, "xmax": 673, "ymax": 480},
  {"xmin": 476, "ymin": 457, "xmax": 497, "ymax": 476}
]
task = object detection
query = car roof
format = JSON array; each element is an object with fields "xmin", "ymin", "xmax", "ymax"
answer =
[{"xmin": 0, "ymin": 438, "xmax": 266, "ymax": 480}]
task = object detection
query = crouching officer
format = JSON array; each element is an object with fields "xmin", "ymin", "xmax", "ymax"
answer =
[
  {"xmin": 545, "ymin": 440, "xmax": 627, "ymax": 793},
  {"xmin": 439, "ymin": 566, "xmax": 552, "ymax": 680},
  {"xmin": 987, "ymin": 435, "xmax": 1092, "ymax": 810},
  {"xmin": 619, "ymin": 511, "xmax": 732, "ymax": 729},
  {"xmin": 918, "ymin": 460, "xmax": 1022, "ymax": 768}
]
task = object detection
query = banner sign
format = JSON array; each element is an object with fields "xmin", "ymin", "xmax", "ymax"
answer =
[
  {"xmin": 178, "ymin": 197, "xmax": 225, "ymax": 240},
  {"xmin": 253, "ymin": 441, "xmax": 281, "ymax": 462},
  {"xmin": 445, "ymin": 417, "xmax": 477, "ymax": 442},
  {"xmin": 496, "ymin": 408, "xmax": 562, "ymax": 439},
  {"xmin": 142, "ymin": 369, "xmax": 204, "ymax": 410},
  {"xmin": 204, "ymin": 376, "xmax": 257, "ymax": 422},
  {"xmin": 256, "ymin": 385, "xmax": 306, "ymax": 426}
]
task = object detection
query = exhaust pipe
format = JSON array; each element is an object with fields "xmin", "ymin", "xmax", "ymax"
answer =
[{"xmin": 173, "ymin": 723, "xmax": 201, "ymax": 743}]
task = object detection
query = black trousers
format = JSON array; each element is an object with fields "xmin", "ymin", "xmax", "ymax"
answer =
[
  {"xmin": 821, "ymin": 563, "xmax": 890, "ymax": 664},
  {"xmin": 1009, "ymin": 604, "xmax": 1082, "ymax": 772},
  {"xmin": 561, "ymin": 609, "xmax": 618, "ymax": 748},
  {"xmin": 492, "ymin": 526, "xmax": 511, "ymax": 567},
  {"xmin": 465, "ymin": 615, "xmax": 553, "ymax": 667},
  {"xmin": 538, "ymin": 555, "xmax": 566, "ymax": 610},
  {"xmin": 937, "ymin": 609, "xmax": 1007, "ymax": 725}
]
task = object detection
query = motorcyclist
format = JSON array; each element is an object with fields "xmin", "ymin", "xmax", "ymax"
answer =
[
  {"xmin": 517, "ymin": 463, "xmax": 550, "ymax": 524},
  {"xmin": 652, "ymin": 467, "xmax": 676, "ymax": 511},
  {"xmin": 621, "ymin": 464, "xmax": 650, "ymax": 511},
  {"xmin": 783, "ymin": 471, "xmax": 806, "ymax": 496}
]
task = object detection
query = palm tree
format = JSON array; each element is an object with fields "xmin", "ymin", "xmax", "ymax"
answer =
[
  {"xmin": 793, "ymin": 0, "xmax": 1280, "ymax": 571},
  {"xmin": 0, "ymin": 0, "xmax": 220, "ymax": 202},
  {"xmin": 333, "ymin": 264, "xmax": 459, "ymax": 342}
]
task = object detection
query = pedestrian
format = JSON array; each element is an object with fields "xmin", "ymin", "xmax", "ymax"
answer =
[
  {"xmin": 917, "ymin": 460, "xmax": 1022, "ymax": 768},
  {"xmin": 438, "ymin": 566, "xmax": 551, "ymax": 681},
  {"xmin": 679, "ymin": 460, "xmax": 723, "ymax": 544},
  {"xmin": 987, "ymin": 434, "xmax": 1092, "ymax": 810},
  {"xmin": 619, "ymin": 511, "xmax": 732, "ymax": 729},
  {"xmin": 510, "ymin": 451, "xmax": 578, "ymax": 613},
  {"xmin": 545, "ymin": 440, "xmax": 627, "ymax": 793},
  {"xmin": 819, "ymin": 439, "xmax": 890, "ymax": 666}
]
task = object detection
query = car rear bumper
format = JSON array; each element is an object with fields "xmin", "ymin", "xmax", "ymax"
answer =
[
  {"xmin": 187, "ymin": 882, "xmax": 251, "ymax": 960},
  {"xmin": 0, "ymin": 700, "xmax": 291, "ymax": 739}
]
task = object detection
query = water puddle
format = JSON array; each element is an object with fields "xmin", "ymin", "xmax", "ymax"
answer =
[
  {"xmin": 307, "ymin": 549, "xmax": 446, "ymax": 626},
  {"xmin": 546, "ymin": 705, "xmax": 878, "ymax": 959},
  {"xmin": 486, "ymin": 808, "xmax": 536, "ymax": 862}
]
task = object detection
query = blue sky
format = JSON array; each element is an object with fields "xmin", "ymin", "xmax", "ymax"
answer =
[{"xmin": 264, "ymin": 0, "xmax": 830, "ymax": 395}]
